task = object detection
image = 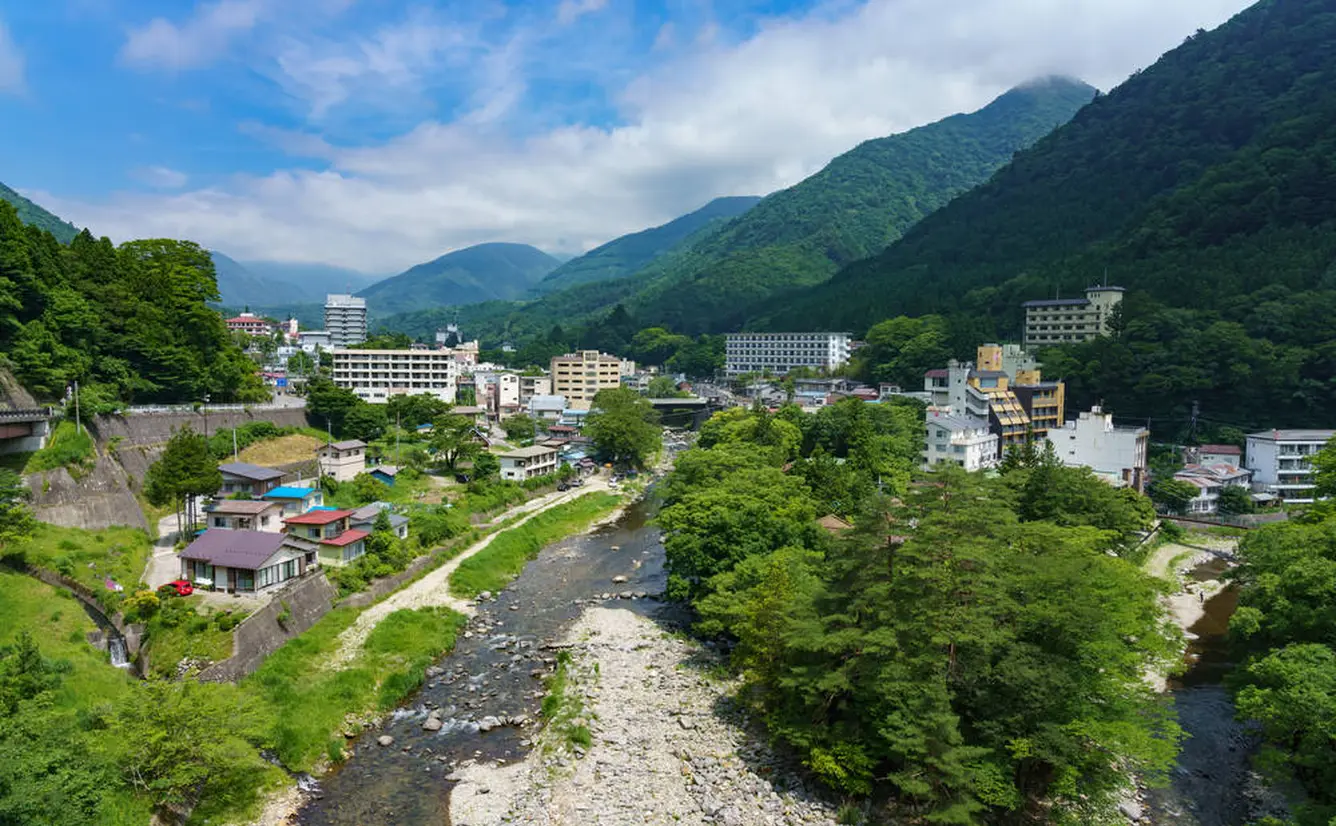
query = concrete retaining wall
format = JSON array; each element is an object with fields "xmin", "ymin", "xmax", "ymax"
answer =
[
  {"xmin": 25, "ymin": 454, "xmax": 149, "ymax": 532},
  {"xmin": 197, "ymin": 573, "xmax": 338, "ymax": 683},
  {"xmin": 339, "ymin": 552, "xmax": 441, "ymax": 610}
]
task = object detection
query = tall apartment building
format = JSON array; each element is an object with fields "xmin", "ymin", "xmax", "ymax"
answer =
[
  {"xmin": 324, "ymin": 294, "xmax": 368, "ymax": 348},
  {"xmin": 331, "ymin": 348, "xmax": 458, "ymax": 403},
  {"xmin": 519, "ymin": 373, "xmax": 551, "ymax": 405},
  {"xmin": 724, "ymin": 332, "xmax": 852, "ymax": 377},
  {"xmin": 550, "ymin": 351, "xmax": 634, "ymax": 410},
  {"xmin": 923, "ymin": 345, "xmax": 1066, "ymax": 459},
  {"xmin": 1043, "ymin": 406, "xmax": 1149, "ymax": 491},
  {"xmin": 1022, "ymin": 286, "xmax": 1124, "ymax": 349},
  {"xmin": 1245, "ymin": 429, "xmax": 1336, "ymax": 504}
]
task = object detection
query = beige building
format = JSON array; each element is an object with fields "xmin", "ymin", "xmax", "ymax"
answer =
[
  {"xmin": 331, "ymin": 348, "xmax": 459, "ymax": 403},
  {"xmin": 1022, "ymin": 286, "xmax": 1124, "ymax": 349},
  {"xmin": 316, "ymin": 439, "xmax": 367, "ymax": 482},
  {"xmin": 497, "ymin": 444, "xmax": 560, "ymax": 481},
  {"xmin": 550, "ymin": 351, "xmax": 634, "ymax": 410}
]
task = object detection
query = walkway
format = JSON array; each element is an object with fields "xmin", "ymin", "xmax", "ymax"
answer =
[{"xmin": 143, "ymin": 509, "xmax": 187, "ymax": 590}]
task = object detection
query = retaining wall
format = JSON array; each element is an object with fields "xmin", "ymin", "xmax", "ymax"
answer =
[
  {"xmin": 25, "ymin": 454, "xmax": 149, "ymax": 532},
  {"xmin": 339, "ymin": 552, "xmax": 442, "ymax": 610},
  {"xmin": 197, "ymin": 573, "xmax": 338, "ymax": 683}
]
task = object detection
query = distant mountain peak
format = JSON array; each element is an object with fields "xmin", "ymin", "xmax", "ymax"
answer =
[{"xmin": 357, "ymin": 242, "xmax": 560, "ymax": 315}]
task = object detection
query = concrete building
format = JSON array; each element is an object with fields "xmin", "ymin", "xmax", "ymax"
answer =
[
  {"xmin": 180, "ymin": 530, "xmax": 319, "ymax": 594},
  {"xmin": 1043, "ymin": 406, "xmax": 1149, "ymax": 491},
  {"xmin": 922, "ymin": 410, "xmax": 999, "ymax": 472},
  {"xmin": 324, "ymin": 294, "xmax": 368, "ymax": 348},
  {"xmin": 1245, "ymin": 429, "xmax": 1336, "ymax": 504},
  {"xmin": 1022, "ymin": 286, "xmax": 1124, "ymax": 349},
  {"xmin": 1184, "ymin": 444, "xmax": 1243, "ymax": 468},
  {"xmin": 298, "ymin": 330, "xmax": 332, "ymax": 353},
  {"xmin": 1176, "ymin": 463, "xmax": 1254, "ymax": 515},
  {"xmin": 519, "ymin": 373, "xmax": 551, "ymax": 405},
  {"xmin": 331, "ymin": 348, "xmax": 459, "ymax": 403},
  {"xmin": 226, "ymin": 312, "xmax": 273, "ymax": 337},
  {"xmin": 206, "ymin": 499, "xmax": 284, "ymax": 532},
  {"xmin": 925, "ymin": 346, "xmax": 1066, "ymax": 458},
  {"xmin": 316, "ymin": 440, "xmax": 367, "ymax": 482},
  {"xmin": 724, "ymin": 332, "xmax": 852, "ymax": 377},
  {"xmin": 498, "ymin": 444, "xmax": 560, "ymax": 481},
  {"xmin": 550, "ymin": 351, "xmax": 633, "ymax": 410},
  {"xmin": 529, "ymin": 394, "xmax": 567, "ymax": 422}
]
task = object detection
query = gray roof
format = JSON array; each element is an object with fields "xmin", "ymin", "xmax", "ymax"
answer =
[
  {"xmin": 323, "ymin": 440, "xmax": 367, "ymax": 451},
  {"xmin": 218, "ymin": 462, "xmax": 285, "ymax": 482},
  {"xmin": 1248, "ymin": 429, "xmax": 1336, "ymax": 442},
  {"xmin": 180, "ymin": 530, "xmax": 294, "ymax": 569},
  {"xmin": 927, "ymin": 415, "xmax": 988, "ymax": 433},
  {"xmin": 499, "ymin": 444, "xmax": 559, "ymax": 459},
  {"xmin": 370, "ymin": 464, "xmax": 400, "ymax": 476},
  {"xmin": 209, "ymin": 499, "xmax": 281, "ymax": 515},
  {"xmin": 1022, "ymin": 298, "xmax": 1090, "ymax": 308}
]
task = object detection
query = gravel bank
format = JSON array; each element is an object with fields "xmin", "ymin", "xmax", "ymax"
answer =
[{"xmin": 450, "ymin": 605, "xmax": 840, "ymax": 826}]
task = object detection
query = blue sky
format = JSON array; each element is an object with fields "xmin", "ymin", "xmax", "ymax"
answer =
[{"xmin": 0, "ymin": 0, "xmax": 1253, "ymax": 273}]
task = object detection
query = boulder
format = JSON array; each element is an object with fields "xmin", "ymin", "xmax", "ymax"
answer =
[
  {"xmin": 377, "ymin": 735, "xmax": 394, "ymax": 747},
  {"xmin": 611, "ymin": 575, "xmax": 628, "ymax": 584},
  {"xmin": 423, "ymin": 717, "xmax": 443, "ymax": 732}
]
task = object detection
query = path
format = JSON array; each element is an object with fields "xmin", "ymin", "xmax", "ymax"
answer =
[
  {"xmin": 327, "ymin": 479, "xmax": 611, "ymax": 668},
  {"xmin": 143, "ymin": 507, "xmax": 189, "ymax": 590}
]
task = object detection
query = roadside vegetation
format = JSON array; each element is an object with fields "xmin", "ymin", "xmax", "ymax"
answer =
[
  {"xmin": 1, "ymin": 522, "xmax": 152, "ymax": 611},
  {"xmin": 11, "ymin": 419, "xmax": 96, "ymax": 477}
]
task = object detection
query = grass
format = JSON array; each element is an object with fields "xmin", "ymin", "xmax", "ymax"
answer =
[
  {"xmin": 449, "ymin": 491, "xmax": 622, "ymax": 597},
  {"xmin": 540, "ymin": 650, "xmax": 593, "ymax": 753},
  {"xmin": 22, "ymin": 419, "xmax": 96, "ymax": 476},
  {"xmin": 5, "ymin": 522, "xmax": 153, "ymax": 608},
  {"xmin": 140, "ymin": 597, "xmax": 240, "ymax": 679},
  {"xmin": 238, "ymin": 432, "xmax": 324, "ymax": 466}
]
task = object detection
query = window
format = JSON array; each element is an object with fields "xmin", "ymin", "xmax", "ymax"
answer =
[{"xmin": 235, "ymin": 570, "xmax": 255, "ymax": 592}]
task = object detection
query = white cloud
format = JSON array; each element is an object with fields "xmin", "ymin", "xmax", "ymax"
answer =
[
  {"xmin": 59, "ymin": 0, "xmax": 1253, "ymax": 274},
  {"xmin": 557, "ymin": 0, "xmax": 609, "ymax": 26},
  {"xmin": 0, "ymin": 18, "xmax": 26, "ymax": 95},
  {"xmin": 132, "ymin": 166, "xmax": 189, "ymax": 189},
  {"xmin": 120, "ymin": 0, "xmax": 265, "ymax": 70}
]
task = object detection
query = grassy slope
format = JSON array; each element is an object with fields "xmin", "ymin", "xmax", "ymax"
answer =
[{"xmin": 13, "ymin": 523, "xmax": 152, "ymax": 599}]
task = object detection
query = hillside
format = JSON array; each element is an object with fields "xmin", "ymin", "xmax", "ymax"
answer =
[
  {"xmin": 211, "ymin": 252, "xmax": 312, "ymax": 308},
  {"xmin": 535, "ymin": 196, "xmax": 761, "ymax": 293},
  {"xmin": 242, "ymin": 261, "xmax": 384, "ymax": 298},
  {"xmin": 0, "ymin": 181, "xmax": 80, "ymax": 244},
  {"xmin": 357, "ymin": 242, "xmax": 560, "ymax": 316}
]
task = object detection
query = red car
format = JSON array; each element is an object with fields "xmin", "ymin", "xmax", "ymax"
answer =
[{"xmin": 160, "ymin": 580, "xmax": 194, "ymax": 597}]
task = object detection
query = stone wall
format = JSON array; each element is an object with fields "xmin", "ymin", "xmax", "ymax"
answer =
[
  {"xmin": 340, "ymin": 552, "xmax": 440, "ymax": 609},
  {"xmin": 197, "ymin": 573, "xmax": 338, "ymax": 683},
  {"xmin": 25, "ymin": 454, "xmax": 149, "ymax": 532}
]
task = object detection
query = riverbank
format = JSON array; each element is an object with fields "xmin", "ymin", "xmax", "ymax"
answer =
[{"xmin": 449, "ymin": 605, "xmax": 841, "ymax": 826}]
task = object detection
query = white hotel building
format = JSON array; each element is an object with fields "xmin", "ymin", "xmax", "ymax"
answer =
[
  {"xmin": 725, "ymin": 332, "xmax": 852, "ymax": 377},
  {"xmin": 331, "ymin": 348, "xmax": 458, "ymax": 403}
]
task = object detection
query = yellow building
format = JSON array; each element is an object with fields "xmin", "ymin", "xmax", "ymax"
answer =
[
  {"xmin": 968, "ymin": 344, "xmax": 1066, "ymax": 449},
  {"xmin": 550, "ymin": 350, "xmax": 635, "ymax": 410}
]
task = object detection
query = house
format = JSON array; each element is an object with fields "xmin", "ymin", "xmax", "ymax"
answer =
[
  {"xmin": 368, "ymin": 464, "xmax": 400, "ymax": 487},
  {"xmin": 316, "ymin": 440, "xmax": 367, "ymax": 482},
  {"xmin": 498, "ymin": 444, "xmax": 560, "ymax": 481},
  {"xmin": 218, "ymin": 462, "xmax": 286, "ymax": 498},
  {"xmin": 1042, "ymin": 406, "xmax": 1149, "ymax": 491},
  {"xmin": 180, "ymin": 530, "xmax": 319, "ymax": 594},
  {"xmin": 350, "ymin": 503, "xmax": 409, "ymax": 539},
  {"xmin": 1175, "ymin": 463, "xmax": 1254, "ymax": 514},
  {"xmin": 922, "ymin": 411, "xmax": 999, "ymax": 472},
  {"xmin": 283, "ymin": 509, "xmax": 369, "ymax": 566},
  {"xmin": 262, "ymin": 485, "xmax": 324, "ymax": 517},
  {"xmin": 225, "ymin": 312, "xmax": 273, "ymax": 337},
  {"xmin": 1184, "ymin": 444, "xmax": 1243, "ymax": 468},
  {"xmin": 205, "ymin": 499, "xmax": 284, "ymax": 532},
  {"xmin": 1245, "ymin": 429, "xmax": 1336, "ymax": 504},
  {"xmin": 452, "ymin": 406, "xmax": 489, "ymax": 428},
  {"xmin": 529, "ymin": 394, "xmax": 567, "ymax": 422}
]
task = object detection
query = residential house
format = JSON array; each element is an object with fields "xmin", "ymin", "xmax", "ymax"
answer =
[
  {"xmin": 206, "ymin": 499, "xmax": 284, "ymax": 532},
  {"xmin": 262, "ymin": 485, "xmax": 324, "ymax": 517},
  {"xmin": 1043, "ymin": 406, "xmax": 1149, "ymax": 491},
  {"xmin": 226, "ymin": 312, "xmax": 273, "ymax": 336},
  {"xmin": 316, "ymin": 440, "xmax": 367, "ymax": 482},
  {"xmin": 922, "ymin": 410, "xmax": 999, "ymax": 472},
  {"xmin": 283, "ymin": 509, "xmax": 369, "ymax": 566},
  {"xmin": 1245, "ymin": 429, "xmax": 1336, "ymax": 504},
  {"xmin": 180, "ymin": 530, "xmax": 319, "ymax": 594},
  {"xmin": 1184, "ymin": 444, "xmax": 1243, "ymax": 468},
  {"xmin": 1175, "ymin": 463, "xmax": 1254, "ymax": 514},
  {"xmin": 368, "ymin": 464, "xmax": 400, "ymax": 487},
  {"xmin": 498, "ymin": 444, "xmax": 560, "ymax": 481},
  {"xmin": 529, "ymin": 394, "xmax": 567, "ymax": 422},
  {"xmin": 218, "ymin": 462, "xmax": 286, "ymax": 498},
  {"xmin": 350, "ymin": 503, "xmax": 409, "ymax": 540},
  {"xmin": 452, "ymin": 406, "xmax": 489, "ymax": 428}
]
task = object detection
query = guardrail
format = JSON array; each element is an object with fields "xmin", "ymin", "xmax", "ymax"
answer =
[
  {"xmin": 0, "ymin": 407, "xmax": 54, "ymax": 421},
  {"xmin": 118, "ymin": 402, "xmax": 299, "ymax": 415}
]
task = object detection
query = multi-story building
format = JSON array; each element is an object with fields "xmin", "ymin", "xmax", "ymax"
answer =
[
  {"xmin": 1175, "ymin": 463, "xmax": 1254, "ymax": 514},
  {"xmin": 1245, "ymin": 429, "xmax": 1336, "ymax": 504},
  {"xmin": 479, "ymin": 372, "xmax": 521, "ymax": 420},
  {"xmin": 298, "ymin": 330, "xmax": 331, "ymax": 353},
  {"xmin": 550, "ymin": 351, "xmax": 634, "ymax": 410},
  {"xmin": 226, "ymin": 312, "xmax": 273, "ymax": 337},
  {"xmin": 1022, "ymin": 286, "xmax": 1124, "ymax": 349},
  {"xmin": 316, "ymin": 439, "xmax": 367, "ymax": 482},
  {"xmin": 922, "ymin": 410, "xmax": 999, "ymax": 472},
  {"xmin": 724, "ymin": 332, "xmax": 852, "ymax": 377},
  {"xmin": 519, "ymin": 373, "xmax": 551, "ymax": 405},
  {"xmin": 324, "ymin": 294, "xmax": 368, "ymax": 348},
  {"xmin": 1043, "ymin": 406, "xmax": 1149, "ymax": 491},
  {"xmin": 924, "ymin": 345, "xmax": 1066, "ymax": 458},
  {"xmin": 331, "ymin": 348, "xmax": 459, "ymax": 403},
  {"xmin": 498, "ymin": 444, "xmax": 560, "ymax": 481}
]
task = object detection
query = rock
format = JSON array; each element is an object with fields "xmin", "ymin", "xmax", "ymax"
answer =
[
  {"xmin": 611, "ymin": 575, "xmax": 628, "ymax": 584},
  {"xmin": 478, "ymin": 716, "xmax": 501, "ymax": 732},
  {"xmin": 423, "ymin": 717, "xmax": 443, "ymax": 732},
  {"xmin": 377, "ymin": 735, "xmax": 394, "ymax": 747},
  {"xmin": 1119, "ymin": 799, "xmax": 1145, "ymax": 822},
  {"xmin": 478, "ymin": 591, "xmax": 492, "ymax": 601},
  {"xmin": 478, "ymin": 787, "xmax": 491, "ymax": 795},
  {"xmin": 678, "ymin": 717, "xmax": 696, "ymax": 730}
]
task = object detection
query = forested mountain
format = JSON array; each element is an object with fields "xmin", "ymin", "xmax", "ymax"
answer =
[
  {"xmin": 0, "ymin": 202, "xmax": 266, "ymax": 406},
  {"xmin": 535, "ymin": 196, "xmax": 761, "ymax": 293},
  {"xmin": 241, "ymin": 260, "xmax": 382, "ymax": 297},
  {"xmin": 767, "ymin": 0, "xmax": 1336, "ymax": 430},
  {"xmin": 0, "ymin": 182, "xmax": 80, "ymax": 244},
  {"xmin": 358, "ymin": 242, "xmax": 560, "ymax": 316},
  {"xmin": 211, "ymin": 252, "xmax": 312, "ymax": 308}
]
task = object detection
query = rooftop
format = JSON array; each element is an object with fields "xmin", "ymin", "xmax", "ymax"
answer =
[
  {"xmin": 218, "ymin": 462, "xmax": 285, "ymax": 482},
  {"xmin": 370, "ymin": 464, "xmax": 400, "ymax": 476},
  {"xmin": 1197, "ymin": 444, "xmax": 1242, "ymax": 455},
  {"xmin": 208, "ymin": 499, "xmax": 281, "ymax": 515},
  {"xmin": 1247, "ymin": 429, "xmax": 1336, "ymax": 442},
  {"xmin": 284, "ymin": 508, "xmax": 355, "ymax": 525},
  {"xmin": 499, "ymin": 444, "xmax": 560, "ymax": 459},
  {"xmin": 320, "ymin": 528, "xmax": 370, "ymax": 547},
  {"xmin": 320, "ymin": 439, "xmax": 367, "ymax": 451},
  {"xmin": 181, "ymin": 530, "xmax": 291, "ymax": 569},
  {"xmin": 264, "ymin": 485, "xmax": 319, "ymax": 500},
  {"xmin": 1022, "ymin": 298, "xmax": 1090, "ymax": 308}
]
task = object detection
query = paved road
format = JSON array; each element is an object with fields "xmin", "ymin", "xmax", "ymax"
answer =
[{"xmin": 142, "ymin": 501, "xmax": 200, "ymax": 589}]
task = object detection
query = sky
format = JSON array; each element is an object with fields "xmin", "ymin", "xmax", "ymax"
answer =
[{"xmin": 0, "ymin": 0, "xmax": 1254, "ymax": 274}]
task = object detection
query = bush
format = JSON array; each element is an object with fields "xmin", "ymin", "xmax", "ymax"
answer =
[{"xmin": 122, "ymin": 590, "xmax": 161, "ymax": 622}]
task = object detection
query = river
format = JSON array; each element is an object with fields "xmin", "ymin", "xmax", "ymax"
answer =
[{"xmin": 295, "ymin": 493, "xmax": 668, "ymax": 825}]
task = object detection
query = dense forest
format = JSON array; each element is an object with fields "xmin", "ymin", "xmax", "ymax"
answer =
[
  {"xmin": 0, "ymin": 181, "xmax": 79, "ymax": 245},
  {"xmin": 0, "ymin": 201, "xmax": 266, "ymax": 406}
]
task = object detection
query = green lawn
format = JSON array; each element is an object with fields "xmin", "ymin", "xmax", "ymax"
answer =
[{"xmin": 9, "ymin": 523, "xmax": 153, "ymax": 608}]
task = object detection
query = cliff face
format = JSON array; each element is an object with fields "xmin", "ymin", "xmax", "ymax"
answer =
[{"xmin": 0, "ymin": 366, "xmax": 39, "ymax": 409}]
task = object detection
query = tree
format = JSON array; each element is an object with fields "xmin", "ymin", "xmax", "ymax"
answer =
[
  {"xmin": 1149, "ymin": 478, "xmax": 1200, "ymax": 513},
  {"xmin": 646, "ymin": 375, "xmax": 686, "ymax": 398},
  {"xmin": 306, "ymin": 377, "xmax": 361, "ymax": 437},
  {"xmin": 144, "ymin": 425, "xmax": 220, "ymax": 531},
  {"xmin": 286, "ymin": 349, "xmax": 316, "ymax": 377},
  {"xmin": 429, "ymin": 413, "xmax": 481, "ymax": 471},
  {"xmin": 502, "ymin": 414, "xmax": 537, "ymax": 443},
  {"xmin": 1311, "ymin": 435, "xmax": 1336, "ymax": 499},
  {"xmin": 585, "ymin": 387, "xmax": 661, "ymax": 469},
  {"xmin": 385, "ymin": 394, "xmax": 451, "ymax": 430},
  {"xmin": 351, "ymin": 473, "xmax": 390, "ymax": 504},
  {"xmin": 1217, "ymin": 484, "xmax": 1254, "ymax": 516},
  {"xmin": 343, "ymin": 404, "xmax": 388, "ymax": 442},
  {"xmin": 471, "ymin": 451, "xmax": 500, "ymax": 481},
  {"xmin": 0, "ymin": 471, "xmax": 35, "ymax": 553}
]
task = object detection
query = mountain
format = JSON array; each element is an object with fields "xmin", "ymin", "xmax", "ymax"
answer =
[
  {"xmin": 535, "ymin": 196, "xmax": 762, "ymax": 293},
  {"xmin": 357, "ymin": 242, "xmax": 560, "ymax": 316},
  {"xmin": 240, "ymin": 261, "xmax": 384, "ymax": 297},
  {"xmin": 210, "ymin": 252, "xmax": 311, "ymax": 308},
  {"xmin": 0, "ymin": 181, "xmax": 80, "ymax": 244},
  {"xmin": 769, "ymin": 0, "xmax": 1336, "ymax": 335}
]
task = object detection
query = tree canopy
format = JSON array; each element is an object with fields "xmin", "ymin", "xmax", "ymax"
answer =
[{"xmin": 585, "ymin": 388, "xmax": 661, "ymax": 469}]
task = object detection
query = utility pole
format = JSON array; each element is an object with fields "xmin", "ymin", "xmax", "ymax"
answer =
[
  {"xmin": 233, "ymin": 427, "xmax": 239, "ymax": 461},
  {"xmin": 73, "ymin": 380, "xmax": 81, "ymax": 436}
]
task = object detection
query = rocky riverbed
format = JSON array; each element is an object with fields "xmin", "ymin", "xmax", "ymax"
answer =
[{"xmin": 450, "ymin": 605, "xmax": 841, "ymax": 826}]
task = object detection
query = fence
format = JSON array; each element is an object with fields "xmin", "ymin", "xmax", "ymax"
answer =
[{"xmin": 120, "ymin": 402, "xmax": 302, "ymax": 415}]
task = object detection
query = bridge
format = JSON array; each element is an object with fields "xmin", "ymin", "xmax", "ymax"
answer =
[
  {"xmin": 646, "ymin": 397, "xmax": 718, "ymax": 429},
  {"xmin": 0, "ymin": 407, "xmax": 54, "ymax": 454}
]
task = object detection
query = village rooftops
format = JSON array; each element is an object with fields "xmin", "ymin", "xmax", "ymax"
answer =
[
  {"xmin": 208, "ymin": 499, "xmax": 281, "ymax": 515},
  {"xmin": 218, "ymin": 462, "xmax": 285, "ymax": 482},
  {"xmin": 1197, "ymin": 444, "xmax": 1242, "ymax": 455},
  {"xmin": 264, "ymin": 486, "xmax": 321, "ymax": 500},
  {"xmin": 284, "ymin": 508, "xmax": 355, "ymax": 525},
  {"xmin": 181, "ymin": 530, "xmax": 298, "ymax": 568}
]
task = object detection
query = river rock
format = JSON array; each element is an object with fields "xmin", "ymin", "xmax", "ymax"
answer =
[
  {"xmin": 423, "ymin": 717, "xmax": 443, "ymax": 732},
  {"xmin": 611, "ymin": 575, "xmax": 628, "ymax": 584},
  {"xmin": 1119, "ymin": 799, "xmax": 1145, "ymax": 822},
  {"xmin": 478, "ymin": 591, "xmax": 492, "ymax": 601},
  {"xmin": 377, "ymin": 735, "xmax": 394, "ymax": 747},
  {"xmin": 478, "ymin": 716, "xmax": 501, "ymax": 732}
]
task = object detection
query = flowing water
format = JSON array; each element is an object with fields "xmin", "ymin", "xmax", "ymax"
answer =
[{"xmin": 296, "ymin": 494, "xmax": 669, "ymax": 825}]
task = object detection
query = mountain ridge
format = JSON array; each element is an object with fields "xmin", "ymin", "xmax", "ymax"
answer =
[
  {"xmin": 357, "ymin": 242, "xmax": 560, "ymax": 316},
  {"xmin": 0, "ymin": 181, "xmax": 80, "ymax": 244}
]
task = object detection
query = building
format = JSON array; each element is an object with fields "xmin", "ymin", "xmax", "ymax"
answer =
[
  {"xmin": 1184, "ymin": 444, "xmax": 1243, "ymax": 468},
  {"xmin": 550, "ymin": 351, "xmax": 633, "ymax": 410},
  {"xmin": 1022, "ymin": 286, "xmax": 1125, "ymax": 349},
  {"xmin": 298, "ymin": 330, "xmax": 332, "ymax": 353},
  {"xmin": 205, "ymin": 499, "xmax": 284, "ymax": 532},
  {"xmin": 519, "ymin": 373, "xmax": 551, "ymax": 405},
  {"xmin": 218, "ymin": 462, "xmax": 286, "ymax": 498},
  {"xmin": 1043, "ymin": 406, "xmax": 1149, "ymax": 491},
  {"xmin": 283, "ymin": 509, "xmax": 369, "ymax": 566},
  {"xmin": 262, "ymin": 485, "xmax": 324, "ymax": 517},
  {"xmin": 225, "ymin": 312, "xmax": 273, "ymax": 337},
  {"xmin": 922, "ymin": 411, "xmax": 999, "ymax": 472},
  {"xmin": 724, "ymin": 332, "xmax": 853, "ymax": 377},
  {"xmin": 180, "ymin": 530, "xmax": 319, "ymax": 594},
  {"xmin": 1245, "ymin": 429, "xmax": 1336, "ymax": 504},
  {"xmin": 482, "ymin": 372, "xmax": 521, "ymax": 420},
  {"xmin": 331, "ymin": 348, "xmax": 459, "ymax": 403},
  {"xmin": 350, "ymin": 503, "xmax": 409, "ymax": 540},
  {"xmin": 1175, "ymin": 463, "xmax": 1254, "ymax": 515},
  {"xmin": 324, "ymin": 294, "xmax": 368, "ymax": 348},
  {"xmin": 316, "ymin": 440, "xmax": 367, "ymax": 482},
  {"xmin": 497, "ymin": 444, "xmax": 560, "ymax": 481},
  {"xmin": 924, "ymin": 346, "xmax": 1067, "ymax": 458},
  {"xmin": 529, "ymin": 394, "xmax": 567, "ymax": 422}
]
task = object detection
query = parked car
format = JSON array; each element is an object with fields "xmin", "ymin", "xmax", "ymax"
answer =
[
  {"xmin": 159, "ymin": 579, "xmax": 194, "ymax": 597},
  {"xmin": 557, "ymin": 482, "xmax": 570, "ymax": 491}
]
